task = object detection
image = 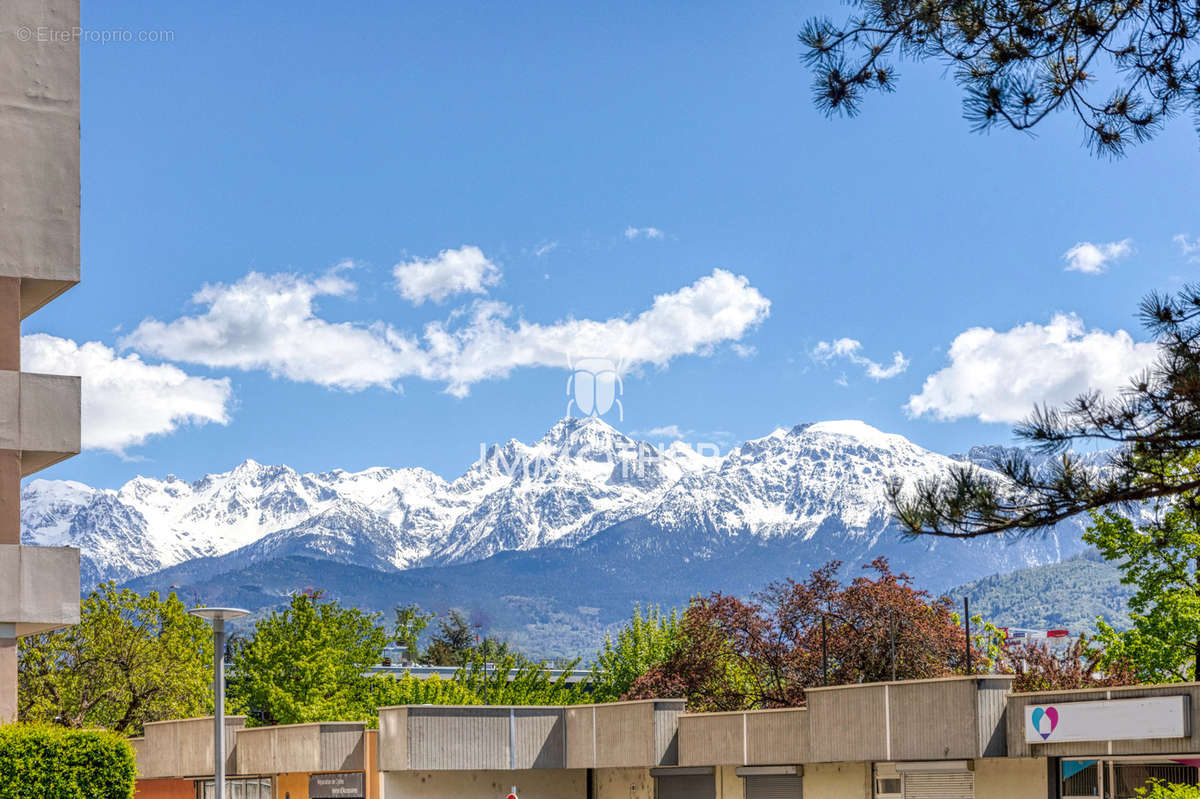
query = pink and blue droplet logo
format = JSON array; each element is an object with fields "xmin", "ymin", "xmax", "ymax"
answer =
[{"xmin": 1032, "ymin": 707, "xmax": 1059, "ymax": 740}]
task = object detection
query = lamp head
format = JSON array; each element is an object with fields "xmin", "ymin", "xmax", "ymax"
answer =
[{"xmin": 188, "ymin": 607, "xmax": 249, "ymax": 623}]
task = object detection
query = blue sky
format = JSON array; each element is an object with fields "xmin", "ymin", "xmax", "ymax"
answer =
[{"xmin": 27, "ymin": 0, "xmax": 1200, "ymax": 489}]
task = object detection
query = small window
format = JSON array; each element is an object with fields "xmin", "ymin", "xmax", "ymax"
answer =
[{"xmin": 875, "ymin": 777, "xmax": 901, "ymax": 796}]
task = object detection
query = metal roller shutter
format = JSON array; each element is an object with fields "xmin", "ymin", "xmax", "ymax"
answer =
[
  {"xmin": 744, "ymin": 774, "xmax": 804, "ymax": 798},
  {"xmin": 903, "ymin": 772, "xmax": 974, "ymax": 799},
  {"xmin": 657, "ymin": 774, "xmax": 716, "ymax": 799}
]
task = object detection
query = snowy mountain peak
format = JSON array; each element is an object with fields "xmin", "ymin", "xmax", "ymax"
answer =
[{"xmin": 22, "ymin": 417, "xmax": 1062, "ymax": 592}]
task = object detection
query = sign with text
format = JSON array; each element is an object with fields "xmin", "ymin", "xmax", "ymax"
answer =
[
  {"xmin": 309, "ymin": 772, "xmax": 365, "ymax": 799},
  {"xmin": 1025, "ymin": 696, "xmax": 1190, "ymax": 744}
]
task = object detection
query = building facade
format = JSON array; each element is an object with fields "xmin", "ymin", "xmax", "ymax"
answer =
[
  {"xmin": 130, "ymin": 676, "xmax": 1200, "ymax": 799},
  {"xmin": 0, "ymin": 0, "xmax": 83, "ymax": 722}
]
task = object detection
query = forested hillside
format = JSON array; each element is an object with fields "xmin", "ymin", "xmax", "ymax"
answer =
[{"xmin": 949, "ymin": 550, "xmax": 1133, "ymax": 634}]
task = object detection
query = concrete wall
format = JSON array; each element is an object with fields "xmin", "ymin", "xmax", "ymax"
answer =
[
  {"xmin": 592, "ymin": 767, "xmax": 654, "ymax": 799},
  {"xmin": 716, "ymin": 764, "xmax": 744, "ymax": 799},
  {"xmin": 381, "ymin": 769, "xmax": 585, "ymax": 799},
  {"xmin": 801, "ymin": 762, "xmax": 871, "ymax": 799},
  {"xmin": 1007, "ymin": 683, "xmax": 1200, "ymax": 757},
  {"xmin": 974, "ymin": 757, "xmax": 1048, "ymax": 799},
  {"xmin": 0, "ymin": 544, "xmax": 80, "ymax": 634},
  {"xmin": 0, "ymin": 0, "xmax": 81, "ymax": 313}
]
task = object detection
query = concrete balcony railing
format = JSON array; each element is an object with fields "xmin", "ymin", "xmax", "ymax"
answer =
[
  {"xmin": 134, "ymin": 717, "xmax": 246, "ymax": 779},
  {"xmin": 236, "ymin": 722, "xmax": 366, "ymax": 776},
  {"xmin": 0, "ymin": 0, "xmax": 80, "ymax": 319},
  {"xmin": 0, "ymin": 371, "xmax": 82, "ymax": 476},
  {"xmin": 0, "ymin": 544, "xmax": 80, "ymax": 634},
  {"xmin": 564, "ymin": 699, "xmax": 685, "ymax": 769},
  {"xmin": 378, "ymin": 705, "xmax": 568, "ymax": 772}
]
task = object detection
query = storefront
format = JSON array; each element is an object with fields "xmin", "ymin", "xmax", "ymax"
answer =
[{"xmin": 1060, "ymin": 757, "xmax": 1199, "ymax": 798}]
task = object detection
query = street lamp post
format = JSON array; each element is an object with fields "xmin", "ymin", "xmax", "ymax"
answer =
[{"xmin": 189, "ymin": 607, "xmax": 248, "ymax": 799}]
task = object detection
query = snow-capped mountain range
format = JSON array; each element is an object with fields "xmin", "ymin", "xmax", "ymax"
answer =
[{"xmin": 23, "ymin": 417, "xmax": 1084, "ymax": 595}]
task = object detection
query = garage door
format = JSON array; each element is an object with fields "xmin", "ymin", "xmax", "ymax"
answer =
[
  {"xmin": 904, "ymin": 771, "xmax": 974, "ymax": 799},
  {"xmin": 657, "ymin": 774, "xmax": 716, "ymax": 799},
  {"xmin": 744, "ymin": 774, "xmax": 803, "ymax": 798}
]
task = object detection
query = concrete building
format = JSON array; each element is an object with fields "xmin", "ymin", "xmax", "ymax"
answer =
[
  {"xmin": 130, "ymin": 676, "xmax": 1200, "ymax": 799},
  {"xmin": 0, "ymin": 0, "xmax": 83, "ymax": 722}
]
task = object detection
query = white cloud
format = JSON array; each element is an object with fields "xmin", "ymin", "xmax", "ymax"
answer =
[
  {"xmin": 731, "ymin": 343, "xmax": 757, "ymax": 358},
  {"xmin": 906, "ymin": 313, "xmax": 1158, "ymax": 423},
  {"xmin": 1062, "ymin": 239, "xmax": 1133, "ymax": 274},
  {"xmin": 636, "ymin": 424, "xmax": 689, "ymax": 439},
  {"xmin": 122, "ymin": 268, "xmax": 770, "ymax": 398},
  {"xmin": 393, "ymin": 245, "xmax": 500, "ymax": 304},
  {"xmin": 533, "ymin": 241, "xmax": 558, "ymax": 257},
  {"xmin": 624, "ymin": 226, "xmax": 664, "ymax": 240},
  {"xmin": 1174, "ymin": 234, "xmax": 1200, "ymax": 262},
  {"xmin": 22, "ymin": 334, "xmax": 232, "ymax": 454},
  {"xmin": 811, "ymin": 338, "xmax": 909, "ymax": 381}
]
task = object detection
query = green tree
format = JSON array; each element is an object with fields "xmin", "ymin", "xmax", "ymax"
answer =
[
  {"xmin": 391, "ymin": 604, "xmax": 433, "ymax": 663},
  {"xmin": 800, "ymin": 0, "xmax": 1200, "ymax": 155},
  {"xmin": 423, "ymin": 611, "xmax": 477, "ymax": 666},
  {"xmin": 590, "ymin": 605, "xmax": 682, "ymax": 702},
  {"xmin": 17, "ymin": 584, "xmax": 212, "ymax": 736},
  {"xmin": 457, "ymin": 652, "xmax": 591, "ymax": 705},
  {"xmin": 1085, "ymin": 456, "xmax": 1200, "ymax": 682},
  {"xmin": 228, "ymin": 592, "xmax": 389, "ymax": 726},
  {"xmin": 364, "ymin": 673, "xmax": 479, "ymax": 709}
]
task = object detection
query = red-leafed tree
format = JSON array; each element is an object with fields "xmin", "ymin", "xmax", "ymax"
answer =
[
  {"xmin": 1000, "ymin": 640, "xmax": 1139, "ymax": 694},
  {"xmin": 624, "ymin": 558, "xmax": 979, "ymax": 711}
]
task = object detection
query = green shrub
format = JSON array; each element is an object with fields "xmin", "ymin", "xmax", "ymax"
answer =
[
  {"xmin": 0, "ymin": 724, "xmax": 135, "ymax": 799},
  {"xmin": 1137, "ymin": 781, "xmax": 1200, "ymax": 798}
]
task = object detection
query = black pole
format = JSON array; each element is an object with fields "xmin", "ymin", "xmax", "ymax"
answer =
[
  {"xmin": 964, "ymin": 597, "xmax": 972, "ymax": 674},
  {"xmin": 889, "ymin": 610, "xmax": 896, "ymax": 682},
  {"xmin": 822, "ymin": 616, "xmax": 828, "ymax": 685}
]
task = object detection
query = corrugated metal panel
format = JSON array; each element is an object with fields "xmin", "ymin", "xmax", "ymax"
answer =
[
  {"xmin": 594, "ymin": 703, "xmax": 654, "ymax": 767},
  {"xmin": 903, "ymin": 772, "xmax": 973, "ymax": 799},
  {"xmin": 511, "ymin": 708, "xmax": 566, "ymax": 769},
  {"xmin": 746, "ymin": 708, "xmax": 808, "ymax": 766},
  {"xmin": 319, "ymin": 725, "xmax": 366, "ymax": 771},
  {"xmin": 407, "ymin": 707, "xmax": 510, "ymax": 770},
  {"xmin": 889, "ymin": 680, "xmax": 977, "ymax": 761},
  {"xmin": 657, "ymin": 774, "xmax": 716, "ymax": 799},
  {"xmin": 807, "ymin": 683, "xmax": 888, "ymax": 762},
  {"xmin": 975, "ymin": 679, "xmax": 1010, "ymax": 757},
  {"xmin": 678, "ymin": 713, "xmax": 743, "ymax": 766},
  {"xmin": 744, "ymin": 774, "xmax": 803, "ymax": 798},
  {"xmin": 654, "ymin": 700, "xmax": 685, "ymax": 766}
]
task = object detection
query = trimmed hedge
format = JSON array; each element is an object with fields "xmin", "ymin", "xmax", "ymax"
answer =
[{"xmin": 0, "ymin": 724, "xmax": 135, "ymax": 799}]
